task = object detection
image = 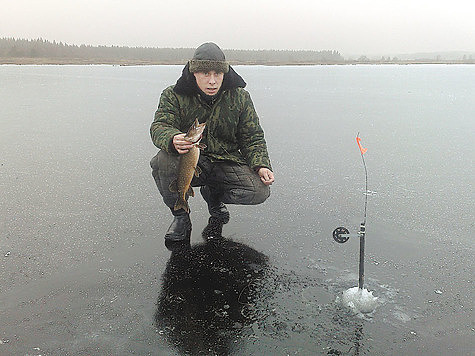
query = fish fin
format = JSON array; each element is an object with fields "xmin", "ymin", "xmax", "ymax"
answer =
[
  {"xmin": 197, "ymin": 143, "xmax": 207, "ymax": 149},
  {"xmin": 168, "ymin": 179, "xmax": 178, "ymax": 192},
  {"xmin": 174, "ymin": 197, "xmax": 190, "ymax": 213},
  {"xmin": 187, "ymin": 186, "xmax": 195, "ymax": 197},
  {"xmin": 194, "ymin": 166, "xmax": 202, "ymax": 177}
]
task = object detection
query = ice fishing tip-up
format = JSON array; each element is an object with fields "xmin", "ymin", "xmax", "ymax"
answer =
[
  {"xmin": 331, "ymin": 134, "xmax": 369, "ymax": 290},
  {"xmin": 332, "ymin": 133, "xmax": 368, "ymax": 243}
]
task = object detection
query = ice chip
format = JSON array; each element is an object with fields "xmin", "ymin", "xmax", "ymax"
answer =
[{"xmin": 341, "ymin": 287, "xmax": 378, "ymax": 314}]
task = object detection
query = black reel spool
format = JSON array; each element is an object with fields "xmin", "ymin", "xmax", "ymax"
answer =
[{"xmin": 333, "ymin": 227, "xmax": 350, "ymax": 243}]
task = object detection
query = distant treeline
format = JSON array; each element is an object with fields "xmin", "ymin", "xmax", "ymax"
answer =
[
  {"xmin": 2, "ymin": 38, "xmax": 473, "ymax": 65},
  {"xmin": 0, "ymin": 38, "xmax": 344, "ymax": 65}
]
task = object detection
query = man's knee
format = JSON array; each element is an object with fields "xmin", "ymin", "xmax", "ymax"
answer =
[
  {"xmin": 253, "ymin": 184, "xmax": 270, "ymax": 204},
  {"xmin": 220, "ymin": 163, "xmax": 271, "ymax": 205},
  {"xmin": 224, "ymin": 183, "xmax": 270, "ymax": 205},
  {"xmin": 150, "ymin": 153, "xmax": 159, "ymax": 170},
  {"xmin": 150, "ymin": 150, "xmax": 179, "ymax": 174}
]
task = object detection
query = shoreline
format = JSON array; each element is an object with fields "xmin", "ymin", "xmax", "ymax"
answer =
[{"xmin": 1, "ymin": 57, "xmax": 474, "ymax": 66}]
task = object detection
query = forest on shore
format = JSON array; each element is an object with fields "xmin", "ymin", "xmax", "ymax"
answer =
[
  {"xmin": 0, "ymin": 38, "xmax": 343, "ymax": 65},
  {"xmin": 1, "ymin": 38, "xmax": 473, "ymax": 65}
]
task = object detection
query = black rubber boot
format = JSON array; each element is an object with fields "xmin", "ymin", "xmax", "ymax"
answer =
[
  {"xmin": 165, "ymin": 214, "xmax": 192, "ymax": 242},
  {"xmin": 200, "ymin": 186, "xmax": 230, "ymax": 223},
  {"xmin": 202, "ymin": 216, "xmax": 225, "ymax": 240},
  {"xmin": 209, "ymin": 202, "xmax": 230, "ymax": 224},
  {"xmin": 165, "ymin": 238, "xmax": 191, "ymax": 252}
]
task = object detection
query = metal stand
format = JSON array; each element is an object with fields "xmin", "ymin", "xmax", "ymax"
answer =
[
  {"xmin": 333, "ymin": 222, "xmax": 366, "ymax": 290},
  {"xmin": 332, "ymin": 133, "xmax": 369, "ymax": 291},
  {"xmin": 358, "ymin": 223, "xmax": 365, "ymax": 290}
]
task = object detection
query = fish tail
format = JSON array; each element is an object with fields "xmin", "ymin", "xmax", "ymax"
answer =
[{"xmin": 174, "ymin": 194, "xmax": 190, "ymax": 214}]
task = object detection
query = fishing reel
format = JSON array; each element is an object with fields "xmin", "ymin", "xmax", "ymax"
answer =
[{"xmin": 332, "ymin": 223, "xmax": 366, "ymax": 244}]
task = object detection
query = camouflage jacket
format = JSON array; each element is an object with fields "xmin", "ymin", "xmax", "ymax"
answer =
[{"xmin": 150, "ymin": 65, "xmax": 272, "ymax": 171}]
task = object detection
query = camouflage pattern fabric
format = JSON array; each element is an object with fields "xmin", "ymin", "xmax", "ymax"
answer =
[{"xmin": 150, "ymin": 86, "xmax": 272, "ymax": 171}]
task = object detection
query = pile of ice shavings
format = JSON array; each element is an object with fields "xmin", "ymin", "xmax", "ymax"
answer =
[{"xmin": 340, "ymin": 287, "xmax": 378, "ymax": 314}]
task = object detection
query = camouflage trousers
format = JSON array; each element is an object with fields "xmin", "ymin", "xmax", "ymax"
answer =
[{"xmin": 150, "ymin": 150, "xmax": 270, "ymax": 215}]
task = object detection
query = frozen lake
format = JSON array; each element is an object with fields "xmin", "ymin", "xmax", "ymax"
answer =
[{"xmin": 0, "ymin": 64, "xmax": 474, "ymax": 355}]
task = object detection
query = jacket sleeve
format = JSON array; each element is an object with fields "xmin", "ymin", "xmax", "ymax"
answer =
[
  {"xmin": 150, "ymin": 86, "xmax": 182, "ymax": 153},
  {"xmin": 237, "ymin": 90, "xmax": 272, "ymax": 171}
]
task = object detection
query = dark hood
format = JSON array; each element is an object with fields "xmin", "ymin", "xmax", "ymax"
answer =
[{"xmin": 173, "ymin": 62, "xmax": 246, "ymax": 96}]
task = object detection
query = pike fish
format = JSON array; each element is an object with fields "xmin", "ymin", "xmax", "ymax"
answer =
[{"xmin": 169, "ymin": 119, "xmax": 206, "ymax": 213}]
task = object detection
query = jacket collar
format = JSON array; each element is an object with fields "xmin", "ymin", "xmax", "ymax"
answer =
[{"xmin": 173, "ymin": 62, "xmax": 246, "ymax": 96}]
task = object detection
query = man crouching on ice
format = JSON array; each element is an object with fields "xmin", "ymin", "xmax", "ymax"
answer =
[{"xmin": 150, "ymin": 42, "xmax": 274, "ymax": 243}]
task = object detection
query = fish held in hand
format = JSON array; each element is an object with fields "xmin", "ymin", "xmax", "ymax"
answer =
[{"xmin": 169, "ymin": 119, "xmax": 206, "ymax": 213}]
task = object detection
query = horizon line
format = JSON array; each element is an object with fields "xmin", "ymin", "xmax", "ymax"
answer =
[{"xmin": 2, "ymin": 37, "xmax": 474, "ymax": 57}]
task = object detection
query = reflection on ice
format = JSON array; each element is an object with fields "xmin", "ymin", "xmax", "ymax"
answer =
[{"xmin": 155, "ymin": 238, "xmax": 268, "ymax": 355}]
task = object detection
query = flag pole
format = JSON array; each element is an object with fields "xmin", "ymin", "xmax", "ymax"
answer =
[{"xmin": 356, "ymin": 133, "xmax": 368, "ymax": 290}]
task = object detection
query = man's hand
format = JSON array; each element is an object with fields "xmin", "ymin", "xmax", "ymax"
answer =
[
  {"xmin": 257, "ymin": 167, "xmax": 274, "ymax": 186},
  {"xmin": 173, "ymin": 133, "xmax": 193, "ymax": 154}
]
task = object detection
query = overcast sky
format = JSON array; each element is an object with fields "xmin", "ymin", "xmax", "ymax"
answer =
[{"xmin": 1, "ymin": 0, "xmax": 474, "ymax": 55}]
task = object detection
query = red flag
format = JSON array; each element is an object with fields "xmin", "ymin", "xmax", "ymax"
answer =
[{"xmin": 356, "ymin": 136, "xmax": 367, "ymax": 155}]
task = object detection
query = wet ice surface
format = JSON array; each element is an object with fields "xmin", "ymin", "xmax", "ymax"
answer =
[{"xmin": 1, "ymin": 65, "xmax": 474, "ymax": 355}]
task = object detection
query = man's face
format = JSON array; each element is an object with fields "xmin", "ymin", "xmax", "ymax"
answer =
[{"xmin": 193, "ymin": 71, "xmax": 224, "ymax": 96}]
